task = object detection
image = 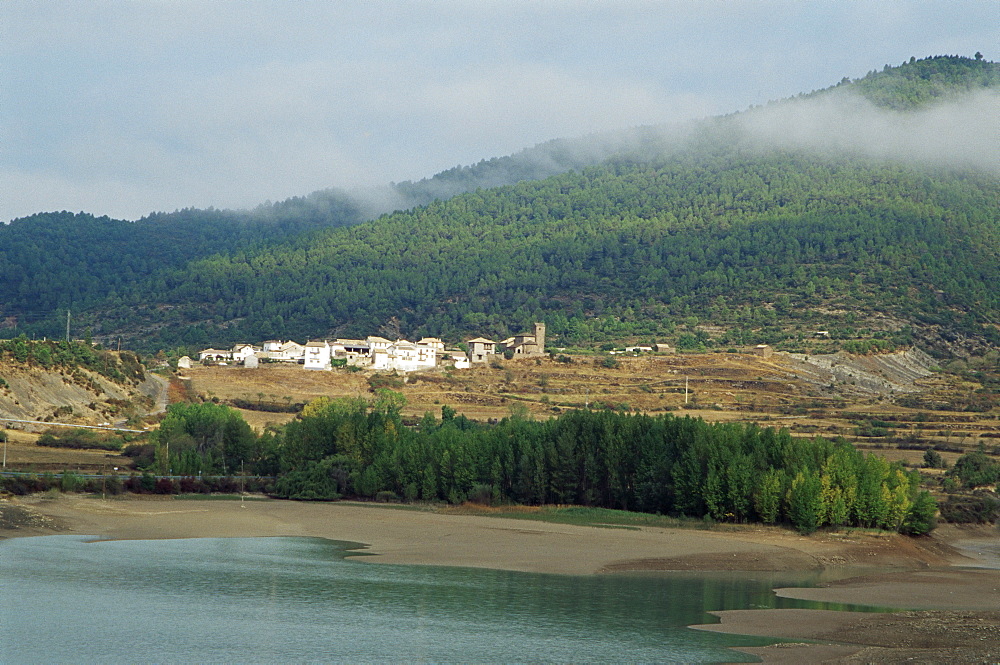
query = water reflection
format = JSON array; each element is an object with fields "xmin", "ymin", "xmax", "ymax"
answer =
[{"xmin": 0, "ymin": 535, "xmax": 878, "ymax": 663}]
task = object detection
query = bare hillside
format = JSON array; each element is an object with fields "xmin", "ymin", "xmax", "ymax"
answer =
[{"xmin": 0, "ymin": 362, "xmax": 160, "ymax": 429}]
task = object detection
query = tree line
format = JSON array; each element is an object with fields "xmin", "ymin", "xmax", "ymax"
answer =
[{"xmin": 141, "ymin": 398, "xmax": 937, "ymax": 536}]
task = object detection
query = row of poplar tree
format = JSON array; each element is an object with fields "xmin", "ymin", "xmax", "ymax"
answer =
[{"xmin": 149, "ymin": 395, "xmax": 936, "ymax": 535}]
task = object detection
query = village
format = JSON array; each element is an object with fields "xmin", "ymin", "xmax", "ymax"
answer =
[{"xmin": 187, "ymin": 323, "xmax": 553, "ymax": 373}]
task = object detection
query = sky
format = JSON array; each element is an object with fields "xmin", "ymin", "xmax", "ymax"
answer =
[{"xmin": 2, "ymin": 1, "xmax": 997, "ymax": 223}]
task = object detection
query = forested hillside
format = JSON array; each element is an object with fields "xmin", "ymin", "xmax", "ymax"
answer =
[
  {"xmin": 0, "ymin": 194, "xmax": 371, "ymax": 326},
  {"xmin": 4, "ymin": 55, "xmax": 999, "ymax": 353}
]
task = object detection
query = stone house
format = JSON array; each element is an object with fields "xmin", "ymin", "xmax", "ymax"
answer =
[
  {"xmin": 499, "ymin": 323, "xmax": 546, "ymax": 357},
  {"xmin": 466, "ymin": 337, "xmax": 497, "ymax": 363}
]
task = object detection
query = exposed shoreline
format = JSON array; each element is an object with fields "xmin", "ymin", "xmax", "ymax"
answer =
[{"xmin": 3, "ymin": 494, "xmax": 999, "ymax": 663}]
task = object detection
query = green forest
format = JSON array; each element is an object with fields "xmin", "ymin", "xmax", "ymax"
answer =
[
  {"xmin": 2, "ymin": 55, "xmax": 998, "ymax": 355},
  {"xmin": 130, "ymin": 150, "xmax": 1000, "ymax": 353},
  {"xmin": 124, "ymin": 398, "xmax": 937, "ymax": 536}
]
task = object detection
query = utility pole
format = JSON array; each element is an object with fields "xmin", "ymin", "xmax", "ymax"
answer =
[
  {"xmin": 685, "ymin": 376, "xmax": 689, "ymax": 404},
  {"xmin": 65, "ymin": 310, "xmax": 71, "ymax": 342}
]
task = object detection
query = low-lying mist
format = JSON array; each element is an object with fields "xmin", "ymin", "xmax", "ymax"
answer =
[
  {"xmin": 262, "ymin": 85, "xmax": 1000, "ymax": 230},
  {"xmin": 734, "ymin": 88, "xmax": 1000, "ymax": 175}
]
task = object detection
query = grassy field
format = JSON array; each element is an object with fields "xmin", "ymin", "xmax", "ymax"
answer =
[{"xmin": 440, "ymin": 503, "xmax": 712, "ymax": 530}]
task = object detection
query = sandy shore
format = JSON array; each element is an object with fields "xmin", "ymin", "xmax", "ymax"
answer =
[{"xmin": 3, "ymin": 494, "xmax": 999, "ymax": 663}]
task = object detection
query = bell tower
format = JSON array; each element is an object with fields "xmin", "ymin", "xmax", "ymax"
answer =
[{"xmin": 533, "ymin": 322, "xmax": 546, "ymax": 355}]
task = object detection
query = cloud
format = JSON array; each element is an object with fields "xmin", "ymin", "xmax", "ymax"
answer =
[
  {"xmin": 414, "ymin": 63, "xmax": 714, "ymax": 151},
  {"xmin": 2, "ymin": 1, "xmax": 998, "ymax": 221},
  {"xmin": 735, "ymin": 89, "xmax": 1000, "ymax": 174}
]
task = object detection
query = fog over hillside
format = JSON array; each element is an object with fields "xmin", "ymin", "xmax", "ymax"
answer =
[
  {"xmin": 736, "ymin": 89, "xmax": 1000, "ymax": 174},
  {"xmin": 329, "ymin": 83, "xmax": 1000, "ymax": 222},
  {"xmin": 5, "ymin": 0, "xmax": 996, "ymax": 223}
]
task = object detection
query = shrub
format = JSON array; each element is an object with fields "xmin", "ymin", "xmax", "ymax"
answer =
[
  {"xmin": 939, "ymin": 493, "xmax": 1000, "ymax": 524},
  {"xmin": 37, "ymin": 428, "xmax": 124, "ymax": 451},
  {"xmin": 179, "ymin": 476, "xmax": 210, "ymax": 494},
  {"xmin": 467, "ymin": 483, "xmax": 497, "ymax": 506},
  {"xmin": 104, "ymin": 475, "xmax": 124, "ymax": 496},
  {"xmin": 209, "ymin": 476, "xmax": 239, "ymax": 493},
  {"xmin": 123, "ymin": 475, "xmax": 144, "ymax": 493},
  {"xmin": 271, "ymin": 459, "xmax": 347, "ymax": 501},
  {"xmin": 599, "ymin": 355, "xmax": 620, "ymax": 369},
  {"xmin": 375, "ymin": 490, "xmax": 399, "ymax": 503},
  {"xmin": 60, "ymin": 471, "xmax": 82, "ymax": 493},
  {"xmin": 123, "ymin": 443, "xmax": 156, "ymax": 469},
  {"xmin": 950, "ymin": 450, "xmax": 1000, "ymax": 488},
  {"xmin": 923, "ymin": 449, "xmax": 945, "ymax": 469},
  {"xmin": 1, "ymin": 474, "xmax": 49, "ymax": 495},
  {"xmin": 900, "ymin": 491, "xmax": 938, "ymax": 535},
  {"xmin": 140, "ymin": 472, "xmax": 157, "ymax": 493},
  {"xmin": 155, "ymin": 478, "xmax": 177, "ymax": 494},
  {"xmin": 368, "ymin": 373, "xmax": 403, "ymax": 391}
]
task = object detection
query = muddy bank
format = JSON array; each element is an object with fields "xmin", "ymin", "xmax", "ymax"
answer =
[
  {"xmin": 693, "ymin": 525, "xmax": 1000, "ymax": 663},
  {"xmin": 4, "ymin": 495, "xmax": 998, "ymax": 663},
  {"xmin": 0, "ymin": 494, "xmax": 960, "ymax": 576}
]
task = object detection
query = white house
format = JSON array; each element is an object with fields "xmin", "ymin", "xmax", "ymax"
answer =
[
  {"xmin": 303, "ymin": 341, "xmax": 332, "ymax": 370},
  {"xmin": 414, "ymin": 342, "xmax": 437, "ymax": 368},
  {"xmin": 418, "ymin": 337, "xmax": 445, "ymax": 352},
  {"xmin": 197, "ymin": 331, "xmax": 462, "ymax": 371},
  {"xmin": 446, "ymin": 351, "xmax": 471, "ymax": 369},
  {"xmin": 366, "ymin": 336, "xmax": 393, "ymax": 352},
  {"xmin": 231, "ymin": 344, "xmax": 259, "ymax": 363},
  {"xmin": 329, "ymin": 339, "xmax": 370, "ymax": 365},
  {"xmin": 372, "ymin": 339, "xmax": 438, "ymax": 372},
  {"xmin": 272, "ymin": 340, "xmax": 306, "ymax": 363},
  {"xmin": 198, "ymin": 348, "xmax": 232, "ymax": 362}
]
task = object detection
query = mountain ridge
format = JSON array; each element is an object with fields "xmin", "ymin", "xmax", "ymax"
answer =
[{"xmin": 3, "ymin": 55, "xmax": 998, "ymax": 355}]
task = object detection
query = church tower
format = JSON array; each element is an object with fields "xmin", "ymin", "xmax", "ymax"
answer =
[{"xmin": 533, "ymin": 322, "xmax": 546, "ymax": 355}]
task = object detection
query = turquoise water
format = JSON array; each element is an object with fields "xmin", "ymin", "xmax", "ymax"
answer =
[{"xmin": 1, "ymin": 535, "xmax": 862, "ymax": 663}]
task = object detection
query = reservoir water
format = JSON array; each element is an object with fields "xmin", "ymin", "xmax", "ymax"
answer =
[{"xmin": 1, "ymin": 535, "xmax": 866, "ymax": 663}]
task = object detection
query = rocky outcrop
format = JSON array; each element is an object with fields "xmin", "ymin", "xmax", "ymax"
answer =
[{"xmin": 786, "ymin": 347, "xmax": 936, "ymax": 396}]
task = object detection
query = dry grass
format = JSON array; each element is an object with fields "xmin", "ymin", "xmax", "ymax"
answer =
[
  {"xmin": 2, "ymin": 432, "xmax": 125, "ymax": 472},
  {"xmin": 8, "ymin": 351, "xmax": 995, "ymax": 474},
  {"xmin": 185, "ymin": 355, "xmax": 998, "ymax": 472}
]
